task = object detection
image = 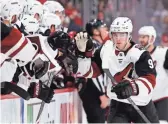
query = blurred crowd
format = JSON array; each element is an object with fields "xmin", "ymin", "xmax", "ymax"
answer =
[{"xmin": 55, "ymin": 0, "xmax": 168, "ymax": 47}]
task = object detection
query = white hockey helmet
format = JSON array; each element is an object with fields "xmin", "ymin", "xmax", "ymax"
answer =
[
  {"xmin": 110, "ymin": 17, "xmax": 133, "ymax": 50},
  {"xmin": 1, "ymin": 0, "xmax": 22, "ymax": 23},
  {"xmin": 43, "ymin": 1, "xmax": 64, "ymax": 14},
  {"xmin": 21, "ymin": 15, "xmax": 39, "ymax": 34},
  {"xmin": 42, "ymin": 13, "xmax": 61, "ymax": 30},
  {"xmin": 27, "ymin": 0, "xmax": 43, "ymax": 22},
  {"xmin": 19, "ymin": 0, "xmax": 28, "ymax": 15},
  {"xmin": 42, "ymin": 5, "xmax": 50, "ymax": 15},
  {"xmin": 110, "ymin": 17, "xmax": 133, "ymax": 33},
  {"xmin": 138, "ymin": 26, "xmax": 156, "ymax": 48}
]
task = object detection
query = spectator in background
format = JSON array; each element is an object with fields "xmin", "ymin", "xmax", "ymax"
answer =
[
  {"xmin": 98, "ymin": 0, "xmax": 105, "ymax": 12},
  {"xmin": 150, "ymin": 11, "xmax": 163, "ymax": 45},
  {"xmin": 97, "ymin": 0, "xmax": 113, "ymax": 27},
  {"xmin": 161, "ymin": 30, "xmax": 168, "ymax": 47},
  {"xmin": 161, "ymin": 10, "xmax": 168, "ymax": 31},
  {"xmin": 67, "ymin": 10, "xmax": 82, "ymax": 33},
  {"xmin": 65, "ymin": 1, "xmax": 76, "ymax": 17},
  {"xmin": 97, "ymin": 11, "xmax": 104, "ymax": 21}
]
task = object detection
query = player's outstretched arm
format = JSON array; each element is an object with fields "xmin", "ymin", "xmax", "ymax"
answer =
[{"xmin": 74, "ymin": 31, "xmax": 103, "ymax": 78}]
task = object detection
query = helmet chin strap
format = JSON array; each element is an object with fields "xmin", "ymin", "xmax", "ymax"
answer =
[{"xmin": 144, "ymin": 36, "xmax": 153, "ymax": 50}]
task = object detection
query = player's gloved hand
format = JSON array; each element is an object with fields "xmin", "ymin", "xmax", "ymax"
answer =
[
  {"xmin": 74, "ymin": 31, "xmax": 94, "ymax": 58},
  {"xmin": 50, "ymin": 74, "xmax": 65, "ymax": 89},
  {"xmin": 28, "ymin": 81, "xmax": 54, "ymax": 103},
  {"xmin": 57, "ymin": 51, "xmax": 78, "ymax": 75},
  {"xmin": 111, "ymin": 80, "xmax": 139, "ymax": 99},
  {"xmin": 1, "ymin": 81, "xmax": 13, "ymax": 95}
]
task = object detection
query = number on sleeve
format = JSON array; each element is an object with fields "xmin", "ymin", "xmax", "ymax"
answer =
[{"xmin": 148, "ymin": 59, "xmax": 154, "ymax": 69}]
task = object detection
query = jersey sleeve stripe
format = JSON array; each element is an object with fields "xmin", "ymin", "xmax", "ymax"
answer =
[
  {"xmin": 139, "ymin": 74, "xmax": 156, "ymax": 88},
  {"xmin": 83, "ymin": 66, "xmax": 93, "ymax": 78},
  {"xmin": 91, "ymin": 62, "xmax": 102, "ymax": 78},
  {"xmin": 9, "ymin": 38, "xmax": 28, "ymax": 58},
  {"xmin": 92, "ymin": 78, "xmax": 101, "ymax": 91},
  {"xmin": 2, "ymin": 28, "xmax": 23, "ymax": 54},
  {"xmin": 136, "ymin": 79, "xmax": 151, "ymax": 94},
  {"xmin": 136, "ymin": 76, "xmax": 154, "ymax": 94},
  {"xmin": 96, "ymin": 78, "xmax": 103, "ymax": 92},
  {"xmin": 98, "ymin": 75, "xmax": 105, "ymax": 92}
]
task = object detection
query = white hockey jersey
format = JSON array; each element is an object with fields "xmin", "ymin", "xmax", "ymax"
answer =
[
  {"xmin": 0, "ymin": 53, "xmax": 17, "ymax": 83},
  {"xmin": 1, "ymin": 27, "xmax": 36, "ymax": 84},
  {"xmin": 1, "ymin": 27, "xmax": 37, "ymax": 65},
  {"xmin": 151, "ymin": 46, "xmax": 168, "ymax": 101},
  {"xmin": 18, "ymin": 34, "xmax": 62, "ymax": 88},
  {"xmin": 76, "ymin": 40, "xmax": 156, "ymax": 106}
]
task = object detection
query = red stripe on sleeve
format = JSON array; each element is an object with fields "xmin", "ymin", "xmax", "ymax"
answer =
[
  {"xmin": 141, "ymin": 74, "xmax": 156, "ymax": 88},
  {"xmin": 9, "ymin": 38, "xmax": 28, "ymax": 57},
  {"xmin": 136, "ymin": 79, "xmax": 151, "ymax": 94},
  {"xmin": 1, "ymin": 28, "xmax": 22, "ymax": 53}
]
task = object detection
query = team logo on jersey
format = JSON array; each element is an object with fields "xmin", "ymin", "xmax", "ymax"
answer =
[
  {"xmin": 117, "ymin": 52, "xmax": 125, "ymax": 63},
  {"xmin": 114, "ymin": 63, "xmax": 134, "ymax": 83},
  {"xmin": 135, "ymin": 44, "xmax": 144, "ymax": 50}
]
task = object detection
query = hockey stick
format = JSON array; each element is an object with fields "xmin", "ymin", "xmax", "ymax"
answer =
[
  {"xmin": 1, "ymin": 82, "xmax": 30, "ymax": 100},
  {"xmin": 35, "ymin": 69, "xmax": 62, "ymax": 123},
  {"xmin": 103, "ymin": 69, "xmax": 151, "ymax": 123},
  {"xmin": 35, "ymin": 72, "xmax": 55, "ymax": 123}
]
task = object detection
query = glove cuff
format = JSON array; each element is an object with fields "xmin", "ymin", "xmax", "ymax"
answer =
[
  {"xmin": 129, "ymin": 80, "xmax": 139, "ymax": 95},
  {"xmin": 76, "ymin": 47, "xmax": 94, "ymax": 58},
  {"xmin": 28, "ymin": 82, "xmax": 41, "ymax": 98}
]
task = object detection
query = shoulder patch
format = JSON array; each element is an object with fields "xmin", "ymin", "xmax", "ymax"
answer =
[{"xmin": 134, "ymin": 44, "xmax": 145, "ymax": 50}]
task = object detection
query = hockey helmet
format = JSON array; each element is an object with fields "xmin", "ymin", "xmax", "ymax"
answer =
[
  {"xmin": 85, "ymin": 19, "xmax": 106, "ymax": 36},
  {"xmin": 21, "ymin": 15, "xmax": 39, "ymax": 34}
]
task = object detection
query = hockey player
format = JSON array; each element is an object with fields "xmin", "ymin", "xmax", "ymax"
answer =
[
  {"xmin": 1, "ymin": 22, "xmax": 77, "ymax": 103},
  {"xmin": 86, "ymin": 19, "xmax": 109, "ymax": 46},
  {"xmin": 21, "ymin": 14, "xmax": 40, "ymax": 35},
  {"xmin": 138, "ymin": 26, "xmax": 168, "ymax": 122},
  {"xmin": 1, "ymin": 22, "xmax": 53, "ymax": 103},
  {"xmin": 43, "ymin": 1, "xmax": 65, "ymax": 23},
  {"xmin": 27, "ymin": 0, "xmax": 43, "ymax": 23},
  {"xmin": 43, "ymin": 1, "xmax": 68, "ymax": 32},
  {"xmin": 75, "ymin": 19, "xmax": 109, "ymax": 123},
  {"xmin": 1, "ymin": 0, "xmax": 28, "ymax": 35},
  {"xmin": 73, "ymin": 17, "xmax": 159, "ymax": 123},
  {"xmin": 40, "ymin": 13, "xmax": 62, "ymax": 36}
]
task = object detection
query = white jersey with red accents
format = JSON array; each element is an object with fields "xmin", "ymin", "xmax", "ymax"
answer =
[
  {"xmin": 18, "ymin": 34, "xmax": 62, "ymax": 88},
  {"xmin": 102, "ymin": 40, "xmax": 156, "ymax": 106},
  {"xmin": 26, "ymin": 34, "xmax": 62, "ymax": 73},
  {"xmin": 1, "ymin": 27, "xmax": 37, "ymax": 66},
  {"xmin": 76, "ymin": 40, "xmax": 156, "ymax": 106},
  {"xmin": 1, "ymin": 27, "xmax": 36, "ymax": 84},
  {"xmin": 0, "ymin": 53, "xmax": 18, "ymax": 83},
  {"xmin": 151, "ymin": 46, "xmax": 168, "ymax": 101}
]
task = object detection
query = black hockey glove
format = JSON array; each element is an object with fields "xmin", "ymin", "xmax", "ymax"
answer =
[
  {"xmin": 111, "ymin": 80, "xmax": 139, "ymax": 99},
  {"xmin": 50, "ymin": 74, "xmax": 65, "ymax": 89},
  {"xmin": 1, "ymin": 81, "xmax": 31, "ymax": 100},
  {"xmin": 57, "ymin": 51, "xmax": 78, "ymax": 75},
  {"xmin": 27, "ymin": 81, "xmax": 54, "ymax": 103}
]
